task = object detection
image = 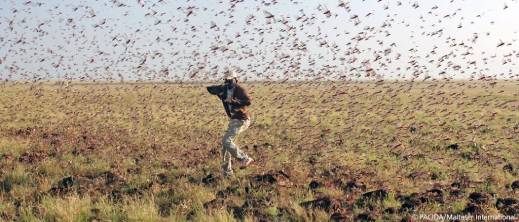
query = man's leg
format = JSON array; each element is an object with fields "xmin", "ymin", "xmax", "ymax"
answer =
[
  {"xmin": 222, "ymin": 119, "xmax": 250, "ymax": 163},
  {"xmin": 237, "ymin": 119, "xmax": 253, "ymax": 167},
  {"xmin": 221, "ymin": 119, "xmax": 242, "ymax": 176},
  {"xmin": 238, "ymin": 119, "xmax": 251, "ymax": 134},
  {"xmin": 221, "ymin": 147, "xmax": 232, "ymax": 176}
]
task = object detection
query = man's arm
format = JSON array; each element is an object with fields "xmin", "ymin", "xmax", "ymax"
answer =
[{"xmin": 230, "ymin": 85, "xmax": 251, "ymax": 107}]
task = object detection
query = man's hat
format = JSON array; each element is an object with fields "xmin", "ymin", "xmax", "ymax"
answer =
[{"xmin": 224, "ymin": 69, "xmax": 238, "ymax": 80}]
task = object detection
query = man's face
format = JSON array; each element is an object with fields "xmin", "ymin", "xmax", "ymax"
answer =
[{"xmin": 224, "ymin": 78, "xmax": 236, "ymax": 88}]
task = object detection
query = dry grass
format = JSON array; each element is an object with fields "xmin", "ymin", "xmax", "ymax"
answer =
[{"xmin": 0, "ymin": 81, "xmax": 518, "ymax": 221}]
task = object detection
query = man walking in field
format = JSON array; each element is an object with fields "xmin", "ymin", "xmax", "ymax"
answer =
[{"xmin": 209, "ymin": 69, "xmax": 254, "ymax": 177}]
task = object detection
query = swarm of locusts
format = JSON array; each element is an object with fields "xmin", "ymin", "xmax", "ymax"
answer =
[{"xmin": 1, "ymin": 0, "xmax": 519, "ymax": 221}]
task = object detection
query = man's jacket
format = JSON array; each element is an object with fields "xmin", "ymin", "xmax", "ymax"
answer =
[{"xmin": 220, "ymin": 84, "xmax": 251, "ymax": 120}]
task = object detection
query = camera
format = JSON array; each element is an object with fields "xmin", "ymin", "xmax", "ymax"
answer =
[{"xmin": 206, "ymin": 84, "xmax": 226, "ymax": 96}]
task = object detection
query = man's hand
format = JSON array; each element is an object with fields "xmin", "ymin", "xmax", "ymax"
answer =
[
  {"xmin": 224, "ymin": 97, "xmax": 240, "ymax": 103},
  {"xmin": 229, "ymin": 98, "xmax": 243, "ymax": 105}
]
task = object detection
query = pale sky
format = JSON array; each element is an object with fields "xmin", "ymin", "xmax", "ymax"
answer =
[{"xmin": 1, "ymin": 0, "xmax": 519, "ymax": 81}]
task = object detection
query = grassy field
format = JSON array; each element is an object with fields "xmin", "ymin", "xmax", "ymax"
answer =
[{"xmin": 0, "ymin": 81, "xmax": 518, "ymax": 221}]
